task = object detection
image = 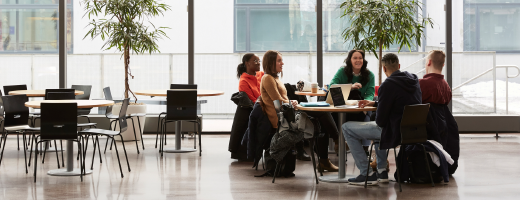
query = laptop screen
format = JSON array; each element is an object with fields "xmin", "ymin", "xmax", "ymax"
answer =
[{"xmin": 329, "ymin": 87, "xmax": 346, "ymax": 107}]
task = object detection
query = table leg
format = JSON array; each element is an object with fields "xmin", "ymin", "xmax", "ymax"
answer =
[
  {"xmin": 47, "ymin": 140, "xmax": 92, "ymax": 176},
  {"xmin": 319, "ymin": 112, "xmax": 355, "ymax": 183},
  {"xmin": 162, "ymin": 121, "xmax": 196, "ymax": 153}
]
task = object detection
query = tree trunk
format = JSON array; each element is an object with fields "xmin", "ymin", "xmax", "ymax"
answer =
[
  {"xmin": 378, "ymin": 39, "xmax": 383, "ymax": 86},
  {"xmin": 124, "ymin": 46, "xmax": 130, "ymax": 99}
]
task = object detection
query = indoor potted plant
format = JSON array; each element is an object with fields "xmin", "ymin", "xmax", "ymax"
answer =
[
  {"xmin": 340, "ymin": 0, "xmax": 433, "ymax": 85},
  {"xmin": 82, "ymin": 0, "xmax": 170, "ymax": 140}
]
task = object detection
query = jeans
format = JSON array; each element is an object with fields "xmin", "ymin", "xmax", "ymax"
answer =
[{"xmin": 342, "ymin": 121, "xmax": 387, "ymax": 175}]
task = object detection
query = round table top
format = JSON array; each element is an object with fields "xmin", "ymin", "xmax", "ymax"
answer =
[
  {"xmin": 295, "ymin": 105, "xmax": 376, "ymax": 112},
  {"xmin": 135, "ymin": 89, "xmax": 224, "ymax": 97},
  {"xmin": 9, "ymin": 90, "xmax": 84, "ymax": 97},
  {"xmin": 25, "ymin": 100, "xmax": 114, "ymax": 109},
  {"xmin": 295, "ymin": 90, "xmax": 327, "ymax": 97}
]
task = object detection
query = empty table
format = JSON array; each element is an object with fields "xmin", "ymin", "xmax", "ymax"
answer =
[
  {"xmin": 296, "ymin": 104, "xmax": 377, "ymax": 183},
  {"xmin": 9, "ymin": 90, "xmax": 84, "ymax": 97},
  {"xmin": 25, "ymin": 100, "xmax": 114, "ymax": 176}
]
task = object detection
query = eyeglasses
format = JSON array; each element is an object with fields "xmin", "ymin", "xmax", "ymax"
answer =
[{"xmin": 254, "ymin": 60, "xmax": 261, "ymax": 64}]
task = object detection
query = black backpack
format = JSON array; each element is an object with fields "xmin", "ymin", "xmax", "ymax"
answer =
[
  {"xmin": 407, "ymin": 151, "xmax": 443, "ymax": 184},
  {"xmin": 256, "ymin": 148, "xmax": 296, "ymax": 178}
]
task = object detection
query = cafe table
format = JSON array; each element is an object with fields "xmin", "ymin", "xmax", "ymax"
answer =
[
  {"xmin": 9, "ymin": 90, "xmax": 84, "ymax": 97},
  {"xmin": 25, "ymin": 100, "xmax": 114, "ymax": 176},
  {"xmin": 294, "ymin": 90, "xmax": 327, "ymax": 97},
  {"xmin": 295, "ymin": 104, "xmax": 377, "ymax": 183},
  {"xmin": 134, "ymin": 89, "xmax": 224, "ymax": 153}
]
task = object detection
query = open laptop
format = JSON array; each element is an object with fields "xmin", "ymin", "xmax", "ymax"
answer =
[
  {"xmin": 326, "ymin": 84, "xmax": 358, "ymax": 108},
  {"xmin": 325, "ymin": 84, "xmax": 351, "ymax": 105}
]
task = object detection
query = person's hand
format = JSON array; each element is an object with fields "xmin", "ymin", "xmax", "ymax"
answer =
[
  {"xmin": 351, "ymin": 82, "xmax": 363, "ymax": 90},
  {"xmin": 358, "ymin": 100, "xmax": 375, "ymax": 108},
  {"xmin": 290, "ymin": 100, "xmax": 298, "ymax": 107}
]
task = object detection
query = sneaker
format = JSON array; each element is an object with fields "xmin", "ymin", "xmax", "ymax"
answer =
[
  {"xmin": 348, "ymin": 172, "xmax": 378, "ymax": 186},
  {"xmin": 377, "ymin": 171, "xmax": 389, "ymax": 183}
]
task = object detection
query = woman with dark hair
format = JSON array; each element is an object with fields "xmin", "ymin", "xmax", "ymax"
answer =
[
  {"xmin": 261, "ymin": 50, "xmax": 339, "ymax": 172},
  {"xmin": 229, "ymin": 53, "xmax": 264, "ymax": 160},
  {"xmin": 330, "ymin": 49, "xmax": 375, "ymax": 100},
  {"xmin": 329, "ymin": 49, "xmax": 376, "ymax": 152}
]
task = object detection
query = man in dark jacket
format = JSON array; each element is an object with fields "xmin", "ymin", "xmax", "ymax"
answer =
[{"xmin": 342, "ymin": 53, "xmax": 422, "ymax": 185}]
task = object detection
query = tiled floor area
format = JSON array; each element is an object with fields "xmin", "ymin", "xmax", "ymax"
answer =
[{"xmin": 0, "ymin": 133, "xmax": 519, "ymax": 200}]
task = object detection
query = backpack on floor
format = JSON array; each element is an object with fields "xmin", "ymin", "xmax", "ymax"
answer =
[
  {"xmin": 407, "ymin": 151, "xmax": 443, "ymax": 184},
  {"xmin": 256, "ymin": 148, "xmax": 296, "ymax": 177}
]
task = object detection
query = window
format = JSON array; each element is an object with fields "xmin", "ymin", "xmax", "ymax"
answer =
[
  {"xmin": 0, "ymin": 0, "xmax": 72, "ymax": 53},
  {"xmin": 464, "ymin": 0, "xmax": 520, "ymax": 52}
]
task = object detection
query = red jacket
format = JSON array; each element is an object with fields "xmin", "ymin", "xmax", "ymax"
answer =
[
  {"xmin": 419, "ymin": 73, "xmax": 452, "ymax": 105},
  {"xmin": 239, "ymin": 71, "xmax": 264, "ymax": 102}
]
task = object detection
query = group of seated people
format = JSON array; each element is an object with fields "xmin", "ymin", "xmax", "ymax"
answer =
[{"xmin": 228, "ymin": 49, "xmax": 456, "ymax": 185}]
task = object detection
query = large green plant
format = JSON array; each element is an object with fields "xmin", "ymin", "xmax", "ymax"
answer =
[
  {"xmin": 340, "ymin": 0, "xmax": 433, "ymax": 85},
  {"xmin": 82, "ymin": 0, "xmax": 170, "ymax": 101}
]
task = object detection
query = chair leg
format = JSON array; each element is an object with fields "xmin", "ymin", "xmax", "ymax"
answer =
[
  {"xmin": 23, "ymin": 133, "xmax": 28, "ymax": 173},
  {"xmin": 54, "ymin": 140, "xmax": 60, "ymax": 169},
  {"xmin": 96, "ymin": 136, "xmax": 102, "ymax": 163},
  {"xmin": 198, "ymin": 121, "xmax": 202, "ymax": 156},
  {"xmin": 42, "ymin": 141, "xmax": 48, "ymax": 164},
  {"xmin": 109, "ymin": 121, "xmax": 118, "ymax": 151},
  {"xmin": 309, "ymin": 139, "xmax": 319, "ymax": 184},
  {"xmin": 0, "ymin": 133, "xmax": 5, "ymax": 166},
  {"xmin": 91, "ymin": 135, "xmax": 97, "ymax": 170},
  {"xmin": 155, "ymin": 114, "xmax": 164, "ymax": 148},
  {"xmin": 34, "ymin": 142, "xmax": 39, "ymax": 183},
  {"xmin": 365, "ymin": 143, "xmax": 374, "ymax": 188},
  {"xmin": 111, "ymin": 137, "xmax": 124, "ymax": 178},
  {"xmin": 420, "ymin": 144, "xmax": 435, "ymax": 187},
  {"xmin": 136, "ymin": 116, "xmax": 144, "ymax": 150},
  {"xmin": 29, "ymin": 133, "xmax": 35, "ymax": 166},
  {"xmin": 313, "ymin": 137, "xmax": 323, "ymax": 176},
  {"xmin": 163, "ymin": 119, "xmax": 167, "ymax": 146},
  {"xmin": 394, "ymin": 148, "xmax": 402, "ymax": 192},
  {"xmin": 129, "ymin": 118, "xmax": 140, "ymax": 154},
  {"xmin": 119, "ymin": 135, "xmax": 131, "ymax": 172},
  {"xmin": 60, "ymin": 140, "xmax": 64, "ymax": 167},
  {"xmin": 17, "ymin": 133, "xmax": 20, "ymax": 150}
]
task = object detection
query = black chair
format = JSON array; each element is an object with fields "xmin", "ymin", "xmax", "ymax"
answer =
[
  {"xmin": 0, "ymin": 95, "xmax": 40, "ymax": 173},
  {"xmin": 102, "ymin": 87, "xmax": 142, "ymax": 154},
  {"xmin": 79, "ymin": 98, "xmax": 132, "ymax": 178},
  {"xmin": 3, "ymin": 85, "xmax": 33, "ymax": 150},
  {"xmin": 364, "ymin": 104, "xmax": 433, "ymax": 191},
  {"xmin": 33, "ymin": 102, "xmax": 84, "ymax": 182},
  {"xmin": 155, "ymin": 84, "xmax": 198, "ymax": 149},
  {"xmin": 46, "ymin": 92, "xmax": 75, "ymax": 100},
  {"xmin": 159, "ymin": 89, "xmax": 202, "ymax": 156},
  {"xmin": 71, "ymin": 85, "xmax": 96, "ymax": 128}
]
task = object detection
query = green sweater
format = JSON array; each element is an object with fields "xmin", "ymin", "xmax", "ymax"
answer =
[{"xmin": 329, "ymin": 67, "xmax": 376, "ymax": 101}]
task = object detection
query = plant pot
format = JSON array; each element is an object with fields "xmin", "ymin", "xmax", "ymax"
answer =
[{"xmin": 111, "ymin": 104, "xmax": 147, "ymax": 141}]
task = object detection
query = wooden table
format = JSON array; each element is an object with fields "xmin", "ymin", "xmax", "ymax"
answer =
[
  {"xmin": 294, "ymin": 90, "xmax": 327, "ymax": 97},
  {"xmin": 135, "ymin": 89, "xmax": 224, "ymax": 153},
  {"xmin": 25, "ymin": 100, "xmax": 114, "ymax": 176},
  {"xmin": 9, "ymin": 90, "xmax": 84, "ymax": 97},
  {"xmin": 296, "ymin": 105, "xmax": 377, "ymax": 183},
  {"xmin": 135, "ymin": 89, "xmax": 224, "ymax": 97}
]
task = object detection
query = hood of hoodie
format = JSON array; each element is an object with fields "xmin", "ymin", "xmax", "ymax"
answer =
[{"xmin": 383, "ymin": 70, "xmax": 420, "ymax": 93}]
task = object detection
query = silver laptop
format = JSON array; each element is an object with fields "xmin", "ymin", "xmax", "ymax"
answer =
[{"xmin": 326, "ymin": 84, "xmax": 358, "ymax": 108}]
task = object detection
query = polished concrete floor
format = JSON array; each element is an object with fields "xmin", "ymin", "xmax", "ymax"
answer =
[{"xmin": 0, "ymin": 133, "xmax": 519, "ymax": 200}]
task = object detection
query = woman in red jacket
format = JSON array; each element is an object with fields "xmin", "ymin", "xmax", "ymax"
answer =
[
  {"xmin": 229, "ymin": 53, "xmax": 264, "ymax": 160},
  {"xmin": 237, "ymin": 53, "xmax": 264, "ymax": 102}
]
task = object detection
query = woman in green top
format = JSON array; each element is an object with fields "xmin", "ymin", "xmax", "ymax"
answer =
[{"xmin": 330, "ymin": 49, "xmax": 375, "ymax": 101}]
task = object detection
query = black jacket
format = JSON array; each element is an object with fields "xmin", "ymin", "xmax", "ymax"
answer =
[
  {"xmin": 426, "ymin": 103, "xmax": 460, "ymax": 174},
  {"xmin": 242, "ymin": 103, "xmax": 272, "ymax": 164},
  {"xmin": 376, "ymin": 70, "xmax": 422, "ymax": 149}
]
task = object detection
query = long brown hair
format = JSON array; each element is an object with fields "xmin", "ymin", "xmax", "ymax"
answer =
[
  {"xmin": 262, "ymin": 50, "xmax": 282, "ymax": 78},
  {"xmin": 344, "ymin": 49, "xmax": 369, "ymax": 86}
]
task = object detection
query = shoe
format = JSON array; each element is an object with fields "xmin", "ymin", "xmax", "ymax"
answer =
[
  {"xmin": 348, "ymin": 172, "xmax": 378, "ymax": 186},
  {"xmin": 377, "ymin": 171, "xmax": 389, "ymax": 183},
  {"xmin": 296, "ymin": 150, "xmax": 311, "ymax": 161},
  {"xmin": 370, "ymin": 159, "xmax": 390, "ymax": 172},
  {"xmin": 318, "ymin": 158, "xmax": 339, "ymax": 172}
]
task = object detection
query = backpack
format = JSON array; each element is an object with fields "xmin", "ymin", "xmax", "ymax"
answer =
[
  {"xmin": 407, "ymin": 150, "xmax": 443, "ymax": 184},
  {"xmin": 256, "ymin": 148, "xmax": 296, "ymax": 177}
]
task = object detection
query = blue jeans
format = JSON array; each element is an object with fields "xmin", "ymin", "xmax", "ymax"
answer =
[{"xmin": 342, "ymin": 121, "xmax": 387, "ymax": 175}]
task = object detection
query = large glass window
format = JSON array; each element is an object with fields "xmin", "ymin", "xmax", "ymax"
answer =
[
  {"xmin": 464, "ymin": 0, "xmax": 520, "ymax": 51},
  {"xmin": 0, "ymin": 0, "xmax": 72, "ymax": 53}
]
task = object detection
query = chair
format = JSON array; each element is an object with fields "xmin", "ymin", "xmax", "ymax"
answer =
[
  {"xmin": 71, "ymin": 85, "xmax": 96, "ymax": 128},
  {"xmin": 159, "ymin": 89, "xmax": 202, "ymax": 156},
  {"xmin": 33, "ymin": 102, "xmax": 84, "ymax": 182},
  {"xmin": 3, "ymin": 85, "xmax": 33, "ymax": 150},
  {"xmin": 364, "ymin": 104, "xmax": 432, "ymax": 191},
  {"xmin": 102, "ymin": 87, "xmax": 142, "ymax": 154},
  {"xmin": 79, "ymin": 98, "xmax": 132, "ymax": 178},
  {"xmin": 0, "ymin": 95, "xmax": 41, "ymax": 174},
  {"xmin": 155, "ymin": 84, "xmax": 198, "ymax": 149}
]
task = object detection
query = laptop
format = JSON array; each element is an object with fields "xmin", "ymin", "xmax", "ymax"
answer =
[
  {"xmin": 325, "ymin": 84, "xmax": 351, "ymax": 105},
  {"xmin": 327, "ymin": 85, "xmax": 358, "ymax": 108}
]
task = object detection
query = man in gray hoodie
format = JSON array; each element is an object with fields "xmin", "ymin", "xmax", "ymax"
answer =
[{"xmin": 342, "ymin": 53, "xmax": 422, "ymax": 186}]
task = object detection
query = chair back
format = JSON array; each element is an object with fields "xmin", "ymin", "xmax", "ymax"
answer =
[
  {"xmin": 400, "ymin": 104, "xmax": 430, "ymax": 145},
  {"xmin": 166, "ymin": 90, "xmax": 197, "ymax": 121},
  {"xmin": 170, "ymin": 84, "xmax": 197, "ymax": 89},
  {"xmin": 103, "ymin": 87, "xmax": 114, "ymax": 115},
  {"xmin": 41, "ymin": 103, "xmax": 78, "ymax": 140},
  {"xmin": 46, "ymin": 92, "xmax": 75, "ymax": 100},
  {"xmin": 71, "ymin": 85, "xmax": 92, "ymax": 100},
  {"xmin": 1, "ymin": 95, "xmax": 30, "ymax": 127},
  {"xmin": 0, "ymin": 89, "xmax": 4, "ymax": 116},
  {"xmin": 45, "ymin": 89, "xmax": 75, "ymax": 100},
  {"xmin": 118, "ymin": 98, "xmax": 130, "ymax": 133},
  {"xmin": 3, "ymin": 84, "xmax": 27, "ymax": 96}
]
